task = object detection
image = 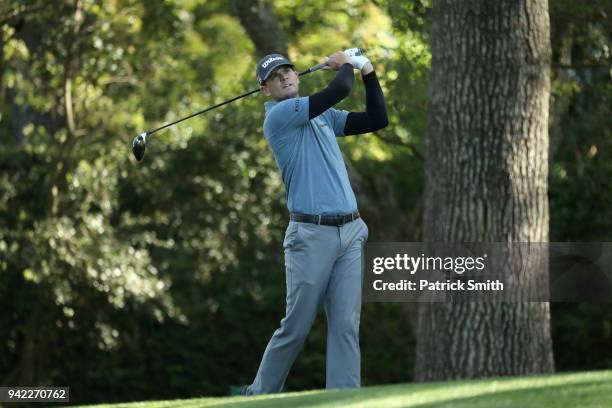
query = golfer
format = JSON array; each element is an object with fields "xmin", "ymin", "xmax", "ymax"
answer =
[{"xmin": 244, "ymin": 50, "xmax": 387, "ymax": 395}]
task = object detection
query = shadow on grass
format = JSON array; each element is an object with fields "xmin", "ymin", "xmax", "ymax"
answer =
[{"xmin": 211, "ymin": 376, "xmax": 612, "ymax": 408}]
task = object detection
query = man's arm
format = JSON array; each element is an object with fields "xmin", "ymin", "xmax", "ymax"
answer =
[
  {"xmin": 308, "ymin": 64, "xmax": 354, "ymax": 120},
  {"xmin": 308, "ymin": 51, "xmax": 355, "ymax": 120},
  {"xmin": 343, "ymin": 62, "xmax": 388, "ymax": 135}
]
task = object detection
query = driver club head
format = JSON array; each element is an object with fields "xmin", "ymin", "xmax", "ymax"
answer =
[{"xmin": 132, "ymin": 132, "xmax": 147, "ymax": 162}]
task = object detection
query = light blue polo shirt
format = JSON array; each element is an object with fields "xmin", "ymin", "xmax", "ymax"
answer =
[{"xmin": 263, "ymin": 96, "xmax": 357, "ymax": 215}]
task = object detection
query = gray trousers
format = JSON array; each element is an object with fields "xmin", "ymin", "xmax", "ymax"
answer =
[{"xmin": 247, "ymin": 218, "xmax": 369, "ymax": 394}]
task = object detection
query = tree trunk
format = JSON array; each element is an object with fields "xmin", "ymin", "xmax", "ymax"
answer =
[
  {"xmin": 232, "ymin": 0, "xmax": 288, "ymax": 58},
  {"xmin": 416, "ymin": 0, "xmax": 554, "ymax": 380}
]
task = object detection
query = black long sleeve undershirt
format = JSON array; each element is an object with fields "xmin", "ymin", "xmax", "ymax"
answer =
[
  {"xmin": 343, "ymin": 71, "xmax": 388, "ymax": 135},
  {"xmin": 308, "ymin": 63, "xmax": 354, "ymax": 120},
  {"xmin": 308, "ymin": 65, "xmax": 388, "ymax": 135}
]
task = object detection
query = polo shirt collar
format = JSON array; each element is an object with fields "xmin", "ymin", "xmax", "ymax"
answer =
[{"xmin": 264, "ymin": 100, "xmax": 279, "ymax": 113}]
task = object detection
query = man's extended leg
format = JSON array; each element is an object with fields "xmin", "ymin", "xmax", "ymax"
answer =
[
  {"xmin": 324, "ymin": 219, "xmax": 368, "ymax": 389},
  {"xmin": 247, "ymin": 222, "xmax": 340, "ymax": 394}
]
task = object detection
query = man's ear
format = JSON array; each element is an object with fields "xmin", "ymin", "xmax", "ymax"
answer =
[{"xmin": 261, "ymin": 84, "xmax": 271, "ymax": 97}]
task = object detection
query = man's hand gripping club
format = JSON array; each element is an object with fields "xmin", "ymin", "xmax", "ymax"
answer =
[{"xmin": 326, "ymin": 48, "xmax": 373, "ymax": 75}]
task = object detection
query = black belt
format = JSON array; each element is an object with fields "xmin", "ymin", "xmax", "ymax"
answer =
[{"xmin": 290, "ymin": 210, "xmax": 360, "ymax": 226}]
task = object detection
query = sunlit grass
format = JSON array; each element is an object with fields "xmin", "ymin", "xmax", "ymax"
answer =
[{"xmin": 75, "ymin": 370, "xmax": 612, "ymax": 407}]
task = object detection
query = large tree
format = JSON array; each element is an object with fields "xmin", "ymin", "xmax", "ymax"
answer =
[{"xmin": 416, "ymin": 0, "xmax": 554, "ymax": 380}]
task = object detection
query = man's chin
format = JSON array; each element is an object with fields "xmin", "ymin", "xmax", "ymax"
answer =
[{"xmin": 278, "ymin": 90, "xmax": 299, "ymax": 101}]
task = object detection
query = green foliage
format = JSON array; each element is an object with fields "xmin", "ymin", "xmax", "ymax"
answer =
[
  {"xmin": 0, "ymin": 0, "xmax": 610, "ymax": 404},
  {"xmin": 549, "ymin": 72, "xmax": 612, "ymax": 241},
  {"xmin": 547, "ymin": 0, "xmax": 612, "ymax": 375},
  {"xmin": 1, "ymin": 1, "xmax": 424, "ymax": 403}
]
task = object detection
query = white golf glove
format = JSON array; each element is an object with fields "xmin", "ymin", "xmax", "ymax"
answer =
[{"xmin": 344, "ymin": 47, "xmax": 370, "ymax": 70}]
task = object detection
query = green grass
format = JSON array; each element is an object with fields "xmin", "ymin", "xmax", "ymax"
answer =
[{"xmin": 74, "ymin": 370, "xmax": 612, "ymax": 408}]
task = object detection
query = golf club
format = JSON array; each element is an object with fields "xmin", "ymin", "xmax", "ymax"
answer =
[{"xmin": 131, "ymin": 58, "xmax": 352, "ymax": 162}]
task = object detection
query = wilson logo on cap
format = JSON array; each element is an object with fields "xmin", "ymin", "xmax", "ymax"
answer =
[{"xmin": 261, "ymin": 56, "xmax": 284, "ymax": 68}]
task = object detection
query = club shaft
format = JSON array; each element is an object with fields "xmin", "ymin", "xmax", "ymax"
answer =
[
  {"xmin": 144, "ymin": 62, "xmax": 329, "ymax": 137},
  {"xmin": 146, "ymin": 88, "xmax": 259, "ymax": 136}
]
